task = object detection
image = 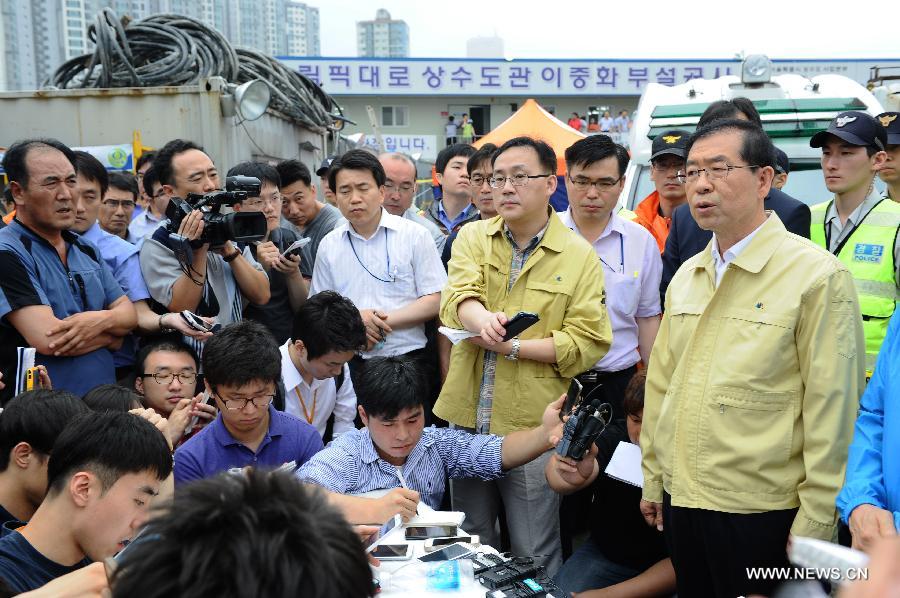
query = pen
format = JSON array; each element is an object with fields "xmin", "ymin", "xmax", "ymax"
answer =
[{"xmin": 395, "ymin": 466, "xmax": 421, "ymax": 516}]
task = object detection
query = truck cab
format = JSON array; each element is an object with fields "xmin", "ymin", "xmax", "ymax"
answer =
[{"xmin": 620, "ymin": 56, "xmax": 886, "ymax": 211}]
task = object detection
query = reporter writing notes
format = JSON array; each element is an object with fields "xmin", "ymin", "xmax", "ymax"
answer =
[
  {"xmin": 298, "ymin": 356, "xmax": 564, "ymax": 525},
  {"xmin": 0, "ymin": 139, "xmax": 136, "ymax": 402},
  {"xmin": 138, "ymin": 140, "xmax": 269, "ymax": 354}
]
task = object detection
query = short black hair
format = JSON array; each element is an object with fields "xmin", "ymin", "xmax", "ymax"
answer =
[
  {"xmin": 82, "ymin": 384, "xmax": 142, "ymax": 413},
  {"xmin": 73, "ymin": 150, "xmax": 110, "ymax": 197},
  {"xmin": 492, "ymin": 136, "xmax": 557, "ymax": 176},
  {"xmin": 436, "ymin": 144, "xmax": 476, "ymax": 175},
  {"xmin": 110, "ymin": 470, "xmax": 374, "ymax": 598},
  {"xmin": 354, "ymin": 356, "xmax": 425, "ymax": 419},
  {"xmin": 327, "ymin": 149, "xmax": 385, "ymax": 192},
  {"xmin": 686, "ymin": 119, "xmax": 775, "ymax": 176},
  {"xmin": 226, "ymin": 161, "xmax": 281, "ymax": 191},
  {"xmin": 2, "ymin": 139, "xmax": 76, "ymax": 188},
  {"xmin": 47, "ymin": 411, "xmax": 172, "ymax": 494},
  {"xmin": 292, "ymin": 292, "xmax": 366, "ymax": 360},
  {"xmin": 134, "ymin": 338, "xmax": 199, "ymax": 382},
  {"xmin": 142, "ymin": 167, "xmax": 160, "ymax": 198},
  {"xmin": 203, "ymin": 321, "xmax": 281, "ymax": 389},
  {"xmin": 0, "ymin": 390, "xmax": 88, "ymax": 472},
  {"xmin": 622, "ymin": 370, "xmax": 646, "ymax": 417},
  {"xmin": 564, "ymin": 135, "xmax": 629, "ymax": 177},
  {"xmin": 108, "ymin": 172, "xmax": 139, "ymax": 200},
  {"xmin": 135, "ymin": 151, "xmax": 156, "ymax": 173},
  {"xmin": 697, "ymin": 98, "xmax": 762, "ymax": 128},
  {"xmin": 276, "ymin": 159, "xmax": 313, "ymax": 188},
  {"xmin": 154, "ymin": 139, "xmax": 204, "ymax": 188},
  {"xmin": 467, "ymin": 143, "xmax": 497, "ymax": 175}
]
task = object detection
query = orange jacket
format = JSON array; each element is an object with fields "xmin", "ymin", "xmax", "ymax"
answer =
[
  {"xmin": 2, "ymin": 210, "xmax": 14, "ymax": 225},
  {"xmin": 633, "ymin": 191, "xmax": 670, "ymax": 253}
]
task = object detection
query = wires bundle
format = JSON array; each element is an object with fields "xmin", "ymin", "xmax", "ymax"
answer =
[{"xmin": 47, "ymin": 9, "xmax": 340, "ymax": 131}]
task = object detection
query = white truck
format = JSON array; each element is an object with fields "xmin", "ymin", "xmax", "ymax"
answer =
[{"xmin": 620, "ymin": 55, "xmax": 886, "ymax": 210}]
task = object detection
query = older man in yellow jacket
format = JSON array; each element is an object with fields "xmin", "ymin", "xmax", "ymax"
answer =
[
  {"xmin": 435, "ymin": 136, "xmax": 612, "ymax": 574},
  {"xmin": 640, "ymin": 119, "xmax": 865, "ymax": 598}
]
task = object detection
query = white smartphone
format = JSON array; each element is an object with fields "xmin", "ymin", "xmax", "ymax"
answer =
[
  {"xmin": 364, "ymin": 515, "xmax": 402, "ymax": 553},
  {"xmin": 424, "ymin": 535, "xmax": 479, "ymax": 552},
  {"xmin": 418, "ymin": 542, "xmax": 475, "ymax": 562},
  {"xmin": 281, "ymin": 237, "xmax": 311, "ymax": 258},
  {"xmin": 369, "ymin": 543, "xmax": 413, "ymax": 561}
]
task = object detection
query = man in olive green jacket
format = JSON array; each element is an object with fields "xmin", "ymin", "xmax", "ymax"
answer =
[
  {"xmin": 435, "ymin": 136, "xmax": 612, "ymax": 574},
  {"xmin": 640, "ymin": 119, "xmax": 865, "ymax": 598}
]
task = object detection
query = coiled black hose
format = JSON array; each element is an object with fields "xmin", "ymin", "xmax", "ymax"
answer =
[{"xmin": 47, "ymin": 9, "xmax": 341, "ymax": 131}]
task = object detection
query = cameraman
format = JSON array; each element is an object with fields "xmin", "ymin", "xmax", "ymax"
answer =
[
  {"xmin": 139, "ymin": 140, "xmax": 270, "ymax": 347},
  {"xmin": 229, "ymin": 161, "xmax": 308, "ymax": 344},
  {"xmin": 545, "ymin": 371, "xmax": 674, "ymax": 597}
]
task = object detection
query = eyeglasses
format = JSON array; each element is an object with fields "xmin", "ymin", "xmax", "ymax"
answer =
[
  {"xmin": 488, "ymin": 173, "xmax": 553, "ymax": 189},
  {"xmin": 103, "ymin": 199, "xmax": 136, "ymax": 210},
  {"xmin": 214, "ymin": 392, "xmax": 275, "ymax": 411},
  {"xmin": 567, "ymin": 175, "xmax": 623, "ymax": 192},
  {"xmin": 242, "ymin": 194, "xmax": 281, "ymax": 209},
  {"xmin": 141, "ymin": 372, "xmax": 197, "ymax": 385},
  {"xmin": 469, "ymin": 174, "xmax": 491, "ymax": 186},
  {"xmin": 676, "ymin": 164, "xmax": 761, "ymax": 184},
  {"xmin": 650, "ymin": 161, "xmax": 683, "ymax": 173},
  {"xmin": 384, "ymin": 181, "xmax": 415, "ymax": 193}
]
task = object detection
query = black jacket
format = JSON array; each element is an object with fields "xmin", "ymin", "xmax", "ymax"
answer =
[{"xmin": 660, "ymin": 187, "xmax": 811, "ymax": 304}]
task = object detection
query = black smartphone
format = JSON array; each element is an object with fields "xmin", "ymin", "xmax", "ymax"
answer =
[
  {"xmin": 561, "ymin": 378, "xmax": 583, "ymax": 420},
  {"xmin": 502, "ymin": 311, "xmax": 540, "ymax": 341},
  {"xmin": 370, "ymin": 544, "xmax": 412, "ymax": 560},
  {"xmin": 405, "ymin": 525, "xmax": 458, "ymax": 540}
]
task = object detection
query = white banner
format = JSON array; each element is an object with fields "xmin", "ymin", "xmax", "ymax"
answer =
[{"xmin": 278, "ymin": 57, "xmax": 900, "ymax": 97}]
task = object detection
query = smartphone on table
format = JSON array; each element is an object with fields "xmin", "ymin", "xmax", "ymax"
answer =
[
  {"xmin": 364, "ymin": 515, "xmax": 402, "ymax": 553},
  {"xmin": 418, "ymin": 542, "xmax": 475, "ymax": 562},
  {"xmin": 424, "ymin": 535, "xmax": 478, "ymax": 551},
  {"xmin": 370, "ymin": 543, "xmax": 413, "ymax": 561},
  {"xmin": 404, "ymin": 525, "xmax": 459, "ymax": 540}
]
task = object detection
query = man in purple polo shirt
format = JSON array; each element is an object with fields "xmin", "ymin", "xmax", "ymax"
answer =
[{"xmin": 174, "ymin": 321, "xmax": 323, "ymax": 486}]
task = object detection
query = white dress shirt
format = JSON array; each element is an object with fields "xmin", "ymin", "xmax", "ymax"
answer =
[
  {"xmin": 711, "ymin": 215, "xmax": 769, "ymax": 287},
  {"xmin": 309, "ymin": 209, "xmax": 448, "ymax": 358},
  {"xmin": 279, "ymin": 342, "xmax": 357, "ymax": 438},
  {"xmin": 560, "ymin": 208, "xmax": 662, "ymax": 372}
]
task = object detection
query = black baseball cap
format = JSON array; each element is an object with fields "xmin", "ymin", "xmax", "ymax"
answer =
[
  {"xmin": 650, "ymin": 130, "xmax": 690, "ymax": 161},
  {"xmin": 810, "ymin": 111, "xmax": 887, "ymax": 151},
  {"xmin": 878, "ymin": 112, "xmax": 900, "ymax": 146},
  {"xmin": 774, "ymin": 147, "xmax": 790, "ymax": 175},
  {"xmin": 315, "ymin": 155, "xmax": 337, "ymax": 177}
]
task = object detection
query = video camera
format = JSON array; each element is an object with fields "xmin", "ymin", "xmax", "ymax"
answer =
[
  {"xmin": 556, "ymin": 379, "xmax": 612, "ymax": 461},
  {"xmin": 165, "ymin": 175, "xmax": 267, "ymax": 248}
]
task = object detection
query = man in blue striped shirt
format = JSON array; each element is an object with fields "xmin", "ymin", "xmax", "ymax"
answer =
[{"xmin": 298, "ymin": 355, "xmax": 565, "ymax": 524}]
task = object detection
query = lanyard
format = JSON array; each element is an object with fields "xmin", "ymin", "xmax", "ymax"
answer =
[
  {"xmin": 348, "ymin": 228, "xmax": 395, "ymax": 283},
  {"xmin": 598, "ymin": 234, "xmax": 625, "ymax": 274},
  {"xmin": 294, "ymin": 387, "xmax": 317, "ymax": 425}
]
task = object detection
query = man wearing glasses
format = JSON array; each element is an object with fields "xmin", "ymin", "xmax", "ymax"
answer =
[
  {"xmin": 559, "ymin": 136, "xmax": 661, "ymax": 418},
  {"xmin": 436, "ymin": 137, "xmax": 611, "ymax": 573},
  {"xmin": 98, "ymin": 172, "xmax": 139, "ymax": 243},
  {"xmin": 379, "ymin": 152, "xmax": 446, "ymax": 252},
  {"xmin": 174, "ymin": 321, "xmax": 323, "ymax": 486},
  {"xmin": 229, "ymin": 161, "xmax": 308, "ymax": 345},
  {"xmin": 632, "ymin": 130, "xmax": 690, "ymax": 253},
  {"xmin": 640, "ymin": 119, "xmax": 863, "ymax": 598}
]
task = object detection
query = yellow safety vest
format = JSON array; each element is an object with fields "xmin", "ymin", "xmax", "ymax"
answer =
[{"xmin": 809, "ymin": 198, "xmax": 900, "ymax": 371}]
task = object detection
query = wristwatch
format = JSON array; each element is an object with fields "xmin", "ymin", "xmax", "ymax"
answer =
[
  {"xmin": 223, "ymin": 248, "xmax": 241, "ymax": 263},
  {"xmin": 505, "ymin": 337, "xmax": 521, "ymax": 361},
  {"xmin": 158, "ymin": 313, "xmax": 175, "ymax": 333}
]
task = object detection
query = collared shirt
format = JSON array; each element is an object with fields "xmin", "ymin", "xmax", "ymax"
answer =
[
  {"xmin": 560, "ymin": 209, "xmax": 662, "ymax": 372},
  {"xmin": 436, "ymin": 201, "xmax": 478, "ymax": 234},
  {"xmin": 310, "ymin": 209, "xmax": 447, "ymax": 358},
  {"xmin": 710, "ymin": 215, "xmax": 769, "ymax": 287},
  {"xmin": 404, "ymin": 207, "xmax": 447, "ymax": 253},
  {"xmin": 0, "ymin": 219, "xmax": 124, "ymax": 402},
  {"xmin": 82, "ymin": 221, "xmax": 150, "ymax": 368},
  {"xmin": 824, "ymin": 187, "xmax": 900, "ymax": 285},
  {"xmin": 475, "ymin": 219, "xmax": 549, "ymax": 433},
  {"xmin": 127, "ymin": 210, "xmax": 163, "ymax": 241},
  {"xmin": 641, "ymin": 213, "xmax": 864, "ymax": 540},
  {"xmin": 173, "ymin": 404, "xmax": 323, "ymax": 486},
  {"xmin": 279, "ymin": 341, "xmax": 357, "ymax": 438},
  {"xmin": 297, "ymin": 426, "xmax": 504, "ymax": 509}
]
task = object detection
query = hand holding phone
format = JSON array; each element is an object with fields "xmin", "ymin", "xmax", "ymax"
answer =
[
  {"xmin": 281, "ymin": 237, "xmax": 311, "ymax": 258},
  {"xmin": 501, "ymin": 311, "xmax": 540, "ymax": 341}
]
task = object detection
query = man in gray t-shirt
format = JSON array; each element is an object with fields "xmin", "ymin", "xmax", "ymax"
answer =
[{"xmin": 276, "ymin": 160, "xmax": 345, "ymax": 278}]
